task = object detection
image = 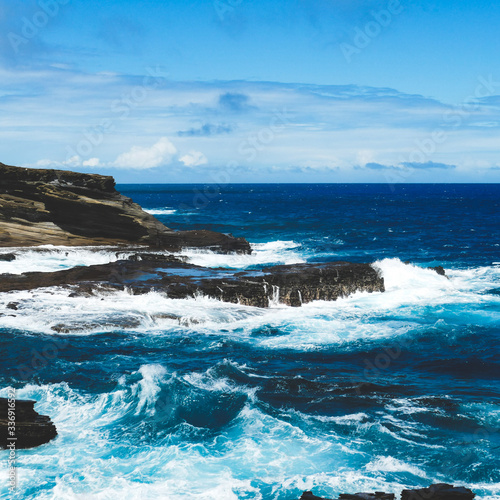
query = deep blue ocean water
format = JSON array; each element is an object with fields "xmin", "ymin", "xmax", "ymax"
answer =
[{"xmin": 1, "ymin": 184, "xmax": 499, "ymax": 499}]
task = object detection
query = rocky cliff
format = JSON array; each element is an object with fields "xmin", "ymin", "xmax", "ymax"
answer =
[{"xmin": 0, "ymin": 162, "xmax": 250, "ymax": 253}]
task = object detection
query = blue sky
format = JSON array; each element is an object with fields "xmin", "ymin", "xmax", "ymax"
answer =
[{"xmin": 1, "ymin": 0, "xmax": 500, "ymax": 182}]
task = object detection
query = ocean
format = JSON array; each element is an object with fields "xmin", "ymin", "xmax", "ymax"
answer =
[{"xmin": 1, "ymin": 183, "xmax": 499, "ymax": 499}]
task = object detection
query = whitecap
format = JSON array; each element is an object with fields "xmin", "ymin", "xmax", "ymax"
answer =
[
  {"xmin": 365, "ymin": 456, "xmax": 428, "ymax": 478},
  {"xmin": 179, "ymin": 240, "xmax": 305, "ymax": 269},
  {"xmin": 144, "ymin": 208, "xmax": 177, "ymax": 215}
]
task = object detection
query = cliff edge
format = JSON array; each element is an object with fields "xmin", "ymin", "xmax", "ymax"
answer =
[{"xmin": 0, "ymin": 162, "xmax": 250, "ymax": 253}]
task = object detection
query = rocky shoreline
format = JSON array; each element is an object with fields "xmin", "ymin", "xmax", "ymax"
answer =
[
  {"xmin": 1, "ymin": 164, "xmax": 468, "ymax": 498},
  {"xmin": 0, "ymin": 164, "xmax": 387, "ymax": 308}
]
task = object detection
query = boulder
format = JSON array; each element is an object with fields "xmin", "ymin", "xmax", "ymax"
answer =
[{"xmin": 0, "ymin": 398, "xmax": 57, "ymax": 449}]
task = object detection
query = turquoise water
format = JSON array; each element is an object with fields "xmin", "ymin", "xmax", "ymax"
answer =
[{"xmin": 0, "ymin": 184, "xmax": 499, "ymax": 499}]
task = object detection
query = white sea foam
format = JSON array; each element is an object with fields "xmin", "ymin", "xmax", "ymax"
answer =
[
  {"xmin": 135, "ymin": 364, "xmax": 168, "ymax": 415},
  {"xmin": 144, "ymin": 208, "xmax": 177, "ymax": 215},
  {"xmin": 365, "ymin": 456, "xmax": 428, "ymax": 478},
  {"xmin": 180, "ymin": 240, "xmax": 305, "ymax": 268},
  {"xmin": 311, "ymin": 412, "xmax": 370, "ymax": 425},
  {"xmin": 0, "ymin": 239, "xmax": 304, "ymax": 276},
  {"xmin": 0, "ymin": 284, "xmax": 414, "ymax": 349},
  {"xmin": 373, "ymin": 258, "xmax": 455, "ymax": 299},
  {"xmin": 0, "ymin": 287, "xmax": 268, "ymax": 335},
  {"xmin": 447, "ymin": 264, "xmax": 500, "ymax": 293},
  {"xmin": 0, "ymin": 246, "xmax": 124, "ymax": 275}
]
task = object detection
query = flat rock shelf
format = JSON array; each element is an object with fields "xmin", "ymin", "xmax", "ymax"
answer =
[{"xmin": 0, "ymin": 253, "xmax": 385, "ymax": 308}]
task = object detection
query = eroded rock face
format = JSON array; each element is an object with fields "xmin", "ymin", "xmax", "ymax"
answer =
[
  {"xmin": 0, "ymin": 254, "xmax": 384, "ymax": 308},
  {"xmin": 0, "ymin": 398, "xmax": 57, "ymax": 449},
  {"xmin": 0, "ymin": 162, "xmax": 250, "ymax": 253}
]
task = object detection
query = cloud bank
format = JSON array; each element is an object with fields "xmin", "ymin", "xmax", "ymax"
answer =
[{"xmin": 2, "ymin": 67, "xmax": 500, "ymax": 182}]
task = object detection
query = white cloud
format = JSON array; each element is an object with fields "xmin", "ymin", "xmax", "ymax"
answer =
[
  {"xmin": 29, "ymin": 156, "xmax": 83, "ymax": 169},
  {"xmin": 33, "ymin": 159, "xmax": 55, "ymax": 168},
  {"xmin": 64, "ymin": 155, "xmax": 82, "ymax": 167},
  {"xmin": 113, "ymin": 137, "xmax": 177, "ymax": 169},
  {"xmin": 179, "ymin": 151, "xmax": 208, "ymax": 167},
  {"xmin": 83, "ymin": 157, "xmax": 100, "ymax": 167}
]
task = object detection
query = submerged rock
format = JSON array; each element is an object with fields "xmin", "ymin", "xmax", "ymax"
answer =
[
  {"xmin": 0, "ymin": 256, "xmax": 384, "ymax": 308},
  {"xmin": 51, "ymin": 316, "xmax": 142, "ymax": 333},
  {"xmin": 0, "ymin": 252, "xmax": 16, "ymax": 261},
  {"xmin": 0, "ymin": 398, "xmax": 57, "ymax": 449},
  {"xmin": 0, "ymin": 162, "xmax": 250, "ymax": 253}
]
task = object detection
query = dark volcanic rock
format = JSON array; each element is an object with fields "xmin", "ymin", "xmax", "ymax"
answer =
[
  {"xmin": 0, "ymin": 252, "xmax": 16, "ymax": 261},
  {"xmin": 0, "ymin": 162, "xmax": 250, "ymax": 253},
  {"xmin": 300, "ymin": 492, "xmax": 334, "ymax": 500},
  {"xmin": 339, "ymin": 494, "xmax": 394, "ymax": 500},
  {"xmin": 260, "ymin": 262, "xmax": 384, "ymax": 307},
  {"xmin": 300, "ymin": 492, "xmax": 394, "ymax": 500},
  {"xmin": 401, "ymin": 484, "xmax": 475, "ymax": 500},
  {"xmin": 428, "ymin": 266, "xmax": 446, "ymax": 276},
  {"xmin": 0, "ymin": 398, "xmax": 57, "ymax": 449},
  {"xmin": 299, "ymin": 485, "xmax": 474, "ymax": 500},
  {"xmin": 0, "ymin": 256, "xmax": 384, "ymax": 308}
]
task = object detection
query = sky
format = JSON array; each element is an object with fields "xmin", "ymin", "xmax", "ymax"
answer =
[{"xmin": 1, "ymin": 0, "xmax": 500, "ymax": 183}]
